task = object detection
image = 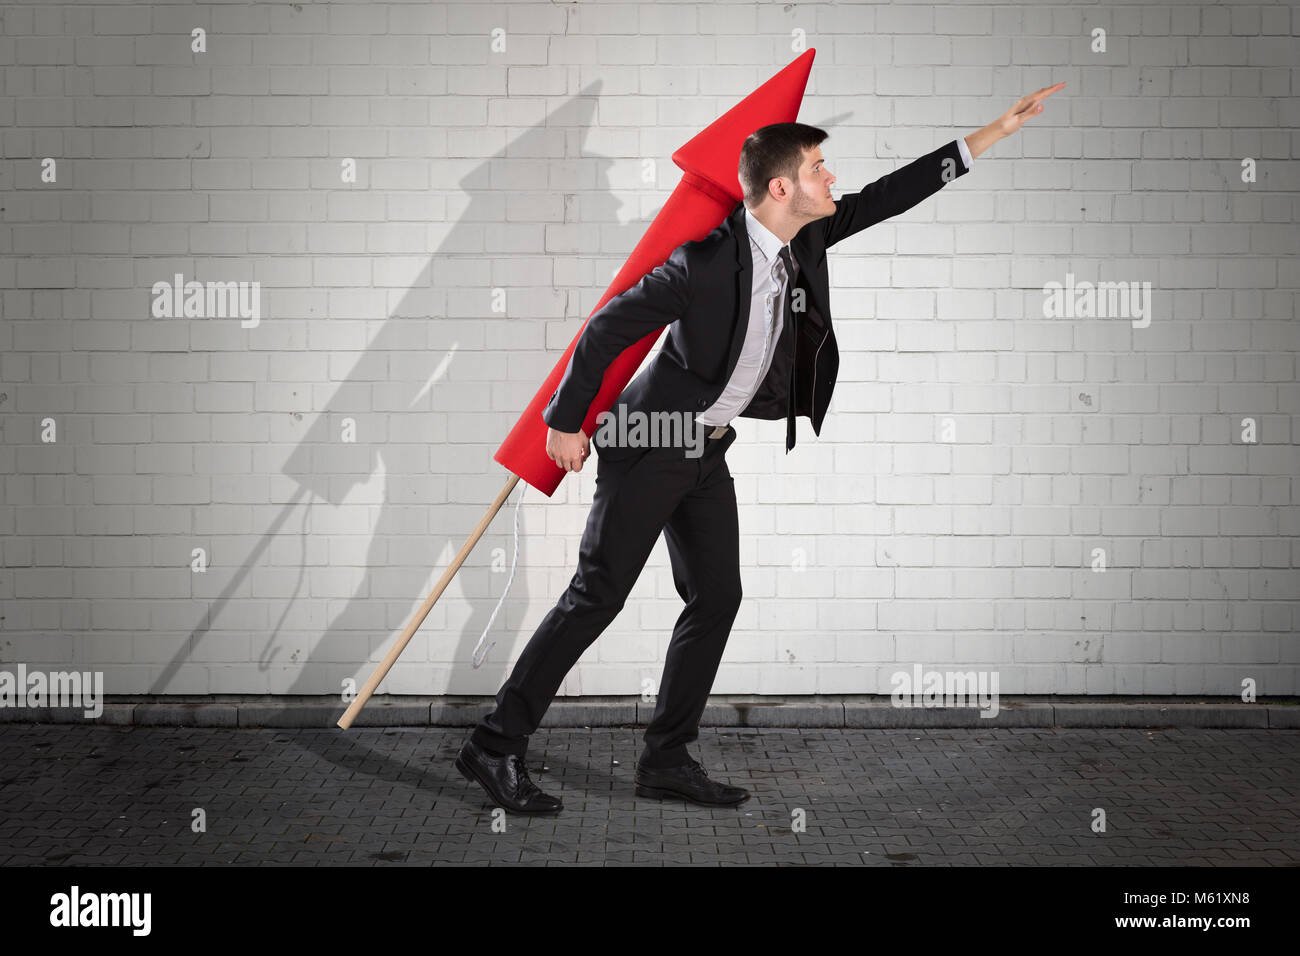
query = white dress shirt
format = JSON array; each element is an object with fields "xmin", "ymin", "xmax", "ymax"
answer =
[
  {"xmin": 697, "ymin": 138, "xmax": 974, "ymax": 428},
  {"xmin": 696, "ymin": 206, "xmax": 792, "ymax": 427}
]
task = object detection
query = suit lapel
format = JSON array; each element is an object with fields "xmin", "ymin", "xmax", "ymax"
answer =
[{"xmin": 724, "ymin": 202, "xmax": 753, "ymax": 376}]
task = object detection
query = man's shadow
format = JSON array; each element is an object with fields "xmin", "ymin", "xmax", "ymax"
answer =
[{"xmin": 135, "ymin": 85, "xmax": 649, "ymax": 793}]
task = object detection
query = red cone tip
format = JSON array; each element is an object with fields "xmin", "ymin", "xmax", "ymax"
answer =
[{"xmin": 671, "ymin": 48, "xmax": 816, "ymax": 203}]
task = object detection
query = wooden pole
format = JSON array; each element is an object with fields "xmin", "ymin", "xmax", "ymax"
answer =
[{"xmin": 336, "ymin": 472, "xmax": 522, "ymax": 730}]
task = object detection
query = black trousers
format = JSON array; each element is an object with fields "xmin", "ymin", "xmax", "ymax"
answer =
[{"xmin": 471, "ymin": 424, "xmax": 741, "ymax": 768}]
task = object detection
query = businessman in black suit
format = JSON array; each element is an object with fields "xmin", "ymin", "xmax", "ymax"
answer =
[{"xmin": 457, "ymin": 83, "xmax": 1066, "ymax": 813}]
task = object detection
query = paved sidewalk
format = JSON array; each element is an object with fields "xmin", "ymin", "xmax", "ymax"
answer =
[{"xmin": 1, "ymin": 724, "xmax": 1296, "ymax": 865}]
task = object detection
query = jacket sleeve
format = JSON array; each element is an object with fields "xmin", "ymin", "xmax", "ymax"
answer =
[
  {"xmin": 542, "ymin": 243, "xmax": 692, "ymax": 434},
  {"xmin": 820, "ymin": 138, "xmax": 970, "ymax": 250}
]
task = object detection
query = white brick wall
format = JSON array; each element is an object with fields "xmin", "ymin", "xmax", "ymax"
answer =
[{"xmin": 0, "ymin": 1, "xmax": 1296, "ymax": 700}]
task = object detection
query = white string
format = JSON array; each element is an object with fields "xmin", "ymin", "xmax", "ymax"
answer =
[{"xmin": 471, "ymin": 478, "xmax": 526, "ymax": 668}]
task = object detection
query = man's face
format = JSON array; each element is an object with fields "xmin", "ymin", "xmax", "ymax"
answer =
[{"xmin": 787, "ymin": 145, "xmax": 836, "ymax": 221}]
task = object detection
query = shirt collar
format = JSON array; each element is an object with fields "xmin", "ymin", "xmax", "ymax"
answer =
[{"xmin": 743, "ymin": 205, "xmax": 787, "ymax": 267}]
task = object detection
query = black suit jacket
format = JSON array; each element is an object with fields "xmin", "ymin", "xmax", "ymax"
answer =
[{"xmin": 543, "ymin": 138, "xmax": 971, "ymax": 457}]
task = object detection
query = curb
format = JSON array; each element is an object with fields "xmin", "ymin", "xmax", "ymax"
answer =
[{"xmin": 1, "ymin": 696, "xmax": 1296, "ymax": 729}]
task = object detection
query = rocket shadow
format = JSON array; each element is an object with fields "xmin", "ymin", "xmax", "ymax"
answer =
[{"xmin": 145, "ymin": 84, "xmax": 650, "ymax": 793}]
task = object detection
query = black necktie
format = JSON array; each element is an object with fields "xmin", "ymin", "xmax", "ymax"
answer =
[
  {"xmin": 778, "ymin": 245, "xmax": 795, "ymax": 284},
  {"xmin": 777, "ymin": 246, "xmax": 797, "ymax": 452}
]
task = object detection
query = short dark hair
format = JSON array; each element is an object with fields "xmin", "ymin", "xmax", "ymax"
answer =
[{"xmin": 738, "ymin": 122, "xmax": 829, "ymax": 208}]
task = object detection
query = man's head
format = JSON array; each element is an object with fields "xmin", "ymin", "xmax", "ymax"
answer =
[{"xmin": 738, "ymin": 122, "xmax": 836, "ymax": 223}]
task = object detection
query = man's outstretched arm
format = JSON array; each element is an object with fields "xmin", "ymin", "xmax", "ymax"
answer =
[
  {"xmin": 822, "ymin": 81, "xmax": 1066, "ymax": 249},
  {"xmin": 820, "ymin": 138, "xmax": 971, "ymax": 249}
]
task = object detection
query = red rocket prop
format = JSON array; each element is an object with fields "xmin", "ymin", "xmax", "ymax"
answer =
[
  {"xmin": 496, "ymin": 48, "xmax": 816, "ymax": 496},
  {"xmin": 339, "ymin": 50, "xmax": 816, "ymax": 728}
]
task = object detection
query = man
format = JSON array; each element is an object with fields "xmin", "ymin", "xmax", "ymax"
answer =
[{"xmin": 457, "ymin": 83, "xmax": 1066, "ymax": 813}]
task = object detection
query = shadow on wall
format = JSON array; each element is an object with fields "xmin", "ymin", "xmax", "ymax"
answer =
[{"xmin": 147, "ymin": 85, "xmax": 642, "ymax": 734}]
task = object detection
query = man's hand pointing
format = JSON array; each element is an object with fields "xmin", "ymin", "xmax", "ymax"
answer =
[
  {"xmin": 963, "ymin": 81, "xmax": 1066, "ymax": 160},
  {"xmin": 994, "ymin": 81, "xmax": 1067, "ymax": 138}
]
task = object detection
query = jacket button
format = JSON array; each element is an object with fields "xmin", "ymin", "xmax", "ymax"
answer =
[{"xmin": 697, "ymin": 399, "xmax": 708, "ymax": 408}]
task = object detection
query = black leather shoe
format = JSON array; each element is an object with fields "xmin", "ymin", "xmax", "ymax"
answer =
[
  {"xmin": 634, "ymin": 758, "xmax": 750, "ymax": 807},
  {"xmin": 455, "ymin": 740, "xmax": 563, "ymax": 814}
]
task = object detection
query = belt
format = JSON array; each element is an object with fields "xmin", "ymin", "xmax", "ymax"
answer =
[{"xmin": 706, "ymin": 425, "xmax": 728, "ymax": 439}]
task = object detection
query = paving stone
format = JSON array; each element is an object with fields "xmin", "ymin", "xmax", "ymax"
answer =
[
  {"xmin": 1051, "ymin": 703, "xmax": 1269, "ymax": 728},
  {"xmin": 133, "ymin": 702, "xmax": 239, "ymax": 727},
  {"xmin": 1266, "ymin": 706, "xmax": 1300, "ymax": 729},
  {"xmin": 539, "ymin": 699, "xmax": 638, "ymax": 728},
  {"xmin": 845, "ymin": 701, "xmax": 1054, "ymax": 728}
]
